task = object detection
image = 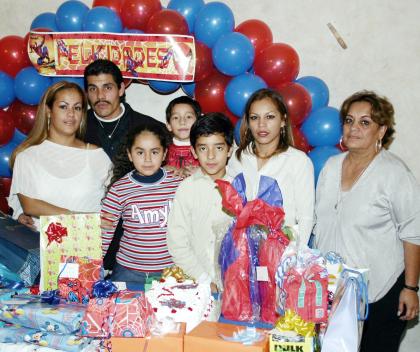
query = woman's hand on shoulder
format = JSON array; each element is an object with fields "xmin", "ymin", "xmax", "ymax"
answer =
[{"xmin": 398, "ymin": 288, "xmax": 419, "ymax": 320}]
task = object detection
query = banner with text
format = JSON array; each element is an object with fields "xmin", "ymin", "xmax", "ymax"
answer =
[{"xmin": 28, "ymin": 32, "xmax": 195, "ymax": 82}]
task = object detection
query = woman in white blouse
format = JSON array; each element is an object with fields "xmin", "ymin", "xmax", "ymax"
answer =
[
  {"xmin": 314, "ymin": 90, "xmax": 420, "ymax": 352},
  {"xmin": 8, "ymin": 81, "xmax": 112, "ymax": 231},
  {"xmin": 227, "ymin": 88, "xmax": 314, "ymax": 247}
]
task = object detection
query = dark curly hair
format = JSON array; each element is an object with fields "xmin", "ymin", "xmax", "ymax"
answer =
[
  {"xmin": 340, "ymin": 90, "xmax": 396, "ymax": 148},
  {"xmin": 108, "ymin": 123, "xmax": 171, "ymax": 190}
]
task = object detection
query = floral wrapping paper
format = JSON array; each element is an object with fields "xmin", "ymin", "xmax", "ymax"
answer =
[
  {"xmin": 0, "ymin": 299, "xmax": 86, "ymax": 334},
  {"xmin": 0, "ymin": 322, "xmax": 90, "ymax": 352},
  {"xmin": 80, "ymin": 290, "xmax": 155, "ymax": 338},
  {"xmin": 39, "ymin": 214, "xmax": 102, "ymax": 292}
]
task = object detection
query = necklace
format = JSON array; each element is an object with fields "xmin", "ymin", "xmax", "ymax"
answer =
[
  {"xmin": 334, "ymin": 153, "xmax": 377, "ymax": 210},
  {"xmin": 97, "ymin": 117, "xmax": 122, "ymax": 139}
]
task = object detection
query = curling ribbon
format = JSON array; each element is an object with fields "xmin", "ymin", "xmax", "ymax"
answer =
[
  {"xmin": 41, "ymin": 289, "xmax": 61, "ymax": 305},
  {"xmin": 275, "ymin": 309, "xmax": 315, "ymax": 337},
  {"xmin": 45, "ymin": 222, "xmax": 68, "ymax": 246},
  {"xmin": 91, "ymin": 280, "xmax": 118, "ymax": 298}
]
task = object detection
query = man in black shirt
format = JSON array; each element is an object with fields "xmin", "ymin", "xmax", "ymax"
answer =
[
  {"xmin": 84, "ymin": 59, "xmax": 165, "ymax": 270},
  {"xmin": 84, "ymin": 59, "xmax": 164, "ymax": 159}
]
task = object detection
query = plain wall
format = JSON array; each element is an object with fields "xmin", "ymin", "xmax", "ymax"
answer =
[{"xmin": 1, "ymin": 0, "xmax": 419, "ymax": 349}]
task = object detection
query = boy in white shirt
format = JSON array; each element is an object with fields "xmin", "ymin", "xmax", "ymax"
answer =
[{"xmin": 167, "ymin": 112, "xmax": 234, "ymax": 293}]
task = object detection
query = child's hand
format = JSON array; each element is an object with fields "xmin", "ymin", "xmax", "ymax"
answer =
[
  {"xmin": 17, "ymin": 213, "xmax": 36, "ymax": 230},
  {"xmin": 101, "ymin": 212, "xmax": 114, "ymax": 231},
  {"xmin": 210, "ymin": 282, "xmax": 219, "ymax": 293}
]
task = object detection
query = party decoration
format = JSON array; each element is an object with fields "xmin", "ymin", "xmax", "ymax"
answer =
[
  {"xmin": 11, "ymin": 129, "xmax": 27, "ymax": 146},
  {"xmin": 301, "ymin": 107, "xmax": 342, "ymax": 147},
  {"xmin": 0, "ymin": 177, "xmax": 12, "ymax": 197},
  {"xmin": 234, "ymin": 119, "xmax": 242, "ymax": 145},
  {"xmin": 254, "ymin": 43, "xmax": 300, "ymax": 87},
  {"xmin": 308, "ymin": 146, "xmax": 341, "ymax": 182},
  {"xmin": 56, "ymin": 0, "xmax": 90, "ymax": 32},
  {"xmin": 0, "ymin": 111, "xmax": 15, "ymax": 146},
  {"xmin": 296, "ymin": 76, "xmax": 329, "ymax": 111},
  {"xmin": 194, "ymin": 1, "xmax": 235, "ymax": 48},
  {"xmin": 235, "ymin": 19, "xmax": 273, "ymax": 55},
  {"xmin": 275, "ymin": 309, "xmax": 315, "ymax": 337},
  {"xmin": 52, "ymin": 76, "xmax": 84, "ymax": 89},
  {"xmin": 223, "ymin": 109, "xmax": 239, "ymax": 126},
  {"xmin": 194, "ymin": 41, "xmax": 213, "ymax": 82},
  {"xmin": 83, "ymin": 6, "xmax": 123, "ymax": 32},
  {"xmin": 225, "ymin": 73, "xmax": 267, "ymax": 117},
  {"xmin": 124, "ymin": 28, "xmax": 144, "ymax": 33},
  {"xmin": 276, "ymin": 82, "xmax": 312, "ymax": 126},
  {"xmin": 168, "ymin": 0, "xmax": 205, "ymax": 33},
  {"xmin": 30, "ymin": 12, "xmax": 59, "ymax": 32},
  {"xmin": 212, "ymin": 32, "xmax": 255, "ymax": 76},
  {"xmin": 0, "ymin": 35, "xmax": 31, "ymax": 77},
  {"xmin": 149, "ymin": 79, "xmax": 180, "ymax": 94},
  {"xmin": 146, "ymin": 9, "xmax": 189, "ymax": 35},
  {"xmin": 0, "ymin": 71, "xmax": 15, "ymax": 108},
  {"xmin": 14, "ymin": 67, "xmax": 52, "ymax": 105},
  {"xmin": 45, "ymin": 222, "xmax": 68, "ymax": 246},
  {"xmin": 182, "ymin": 82, "xmax": 195, "ymax": 97},
  {"xmin": 292, "ymin": 126, "xmax": 311, "ymax": 153},
  {"xmin": 28, "ymin": 32, "xmax": 195, "ymax": 82},
  {"xmin": 0, "ymin": 140, "xmax": 18, "ymax": 177},
  {"xmin": 8, "ymin": 100, "xmax": 37, "ymax": 135},
  {"xmin": 121, "ymin": 0, "xmax": 162, "ymax": 32},
  {"xmin": 93, "ymin": 0, "xmax": 122, "ymax": 15},
  {"xmin": 195, "ymin": 70, "xmax": 231, "ymax": 113}
]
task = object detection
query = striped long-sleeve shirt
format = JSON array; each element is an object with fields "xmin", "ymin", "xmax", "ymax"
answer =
[{"xmin": 101, "ymin": 169, "xmax": 182, "ymax": 272}]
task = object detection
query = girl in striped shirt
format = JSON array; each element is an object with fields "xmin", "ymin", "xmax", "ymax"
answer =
[{"xmin": 101, "ymin": 124, "xmax": 183, "ymax": 287}]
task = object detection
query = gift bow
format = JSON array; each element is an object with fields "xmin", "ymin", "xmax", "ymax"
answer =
[
  {"xmin": 45, "ymin": 222, "xmax": 68, "ymax": 246},
  {"xmin": 275, "ymin": 309, "xmax": 315, "ymax": 337},
  {"xmin": 162, "ymin": 266, "xmax": 192, "ymax": 282}
]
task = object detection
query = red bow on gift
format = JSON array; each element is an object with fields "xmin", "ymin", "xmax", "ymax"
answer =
[{"xmin": 45, "ymin": 222, "xmax": 68, "ymax": 246}]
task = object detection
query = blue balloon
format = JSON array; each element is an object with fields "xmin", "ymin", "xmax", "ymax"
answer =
[
  {"xmin": 225, "ymin": 73, "xmax": 267, "ymax": 117},
  {"xmin": 168, "ymin": 0, "xmax": 205, "ymax": 33},
  {"xmin": 149, "ymin": 80, "xmax": 180, "ymax": 94},
  {"xmin": 123, "ymin": 28, "xmax": 144, "ymax": 34},
  {"xmin": 308, "ymin": 146, "xmax": 341, "ymax": 183},
  {"xmin": 301, "ymin": 107, "xmax": 342, "ymax": 147},
  {"xmin": 194, "ymin": 2, "xmax": 235, "ymax": 48},
  {"xmin": 52, "ymin": 76, "xmax": 84, "ymax": 89},
  {"xmin": 212, "ymin": 32, "xmax": 255, "ymax": 76},
  {"xmin": 56, "ymin": 0, "xmax": 90, "ymax": 32},
  {"xmin": 0, "ymin": 71, "xmax": 15, "ymax": 108},
  {"xmin": 234, "ymin": 118, "xmax": 242, "ymax": 145},
  {"xmin": 11, "ymin": 129, "xmax": 27, "ymax": 145},
  {"xmin": 296, "ymin": 76, "xmax": 329, "ymax": 112},
  {"xmin": 181, "ymin": 82, "xmax": 195, "ymax": 97},
  {"xmin": 83, "ymin": 7, "xmax": 123, "ymax": 33},
  {"xmin": 0, "ymin": 141, "xmax": 18, "ymax": 177},
  {"xmin": 31, "ymin": 12, "xmax": 59, "ymax": 31},
  {"xmin": 14, "ymin": 67, "xmax": 52, "ymax": 106}
]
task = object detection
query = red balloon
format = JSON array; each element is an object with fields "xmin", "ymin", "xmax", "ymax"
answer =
[
  {"xmin": 194, "ymin": 41, "xmax": 213, "ymax": 82},
  {"xmin": 254, "ymin": 43, "xmax": 300, "ymax": 87},
  {"xmin": 292, "ymin": 126, "xmax": 311, "ymax": 154},
  {"xmin": 223, "ymin": 109, "xmax": 239, "ymax": 126},
  {"xmin": 275, "ymin": 82, "xmax": 312, "ymax": 125},
  {"xmin": 121, "ymin": 0, "xmax": 162, "ymax": 31},
  {"xmin": 0, "ymin": 110, "xmax": 15, "ymax": 146},
  {"xmin": 0, "ymin": 177, "xmax": 12, "ymax": 197},
  {"xmin": 93, "ymin": 0, "xmax": 123, "ymax": 15},
  {"xmin": 0, "ymin": 35, "xmax": 31, "ymax": 77},
  {"xmin": 0, "ymin": 196, "xmax": 9, "ymax": 214},
  {"xmin": 8, "ymin": 100, "xmax": 38, "ymax": 135},
  {"xmin": 195, "ymin": 71, "xmax": 231, "ymax": 113},
  {"xmin": 235, "ymin": 19, "xmax": 273, "ymax": 55},
  {"xmin": 146, "ymin": 9, "xmax": 189, "ymax": 35}
]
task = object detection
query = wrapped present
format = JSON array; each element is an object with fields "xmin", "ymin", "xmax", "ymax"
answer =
[
  {"xmin": 184, "ymin": 321, "xmax": 269, "ymax": 352},
  {"xmin": 0, "ymin": 298, "xmax": 86, "ymax": 334},
  {"xmin": 216, "ymin": 174, "xmax": 288, "ymax": 322},
  {"xmin": 269, "ymin": 333, "xmax": 314, "ymax": 352},
  {"xmin": 39, "ymin": 214, "xmax": 102, "ymax": 291},
  {"xmin": 110, "ymin": 322, "xmax": 185, "ymax": 352},
  {"xmin": 0, "ymin": 323, "xmax": 90, "ymax": 352},
  {"xmin": 80, "ymin": 290, "xmax": 155, "ymax": 338},
  {"xmin": 58, "ymin": 256, "xmax": 103, "ymax": 303}
]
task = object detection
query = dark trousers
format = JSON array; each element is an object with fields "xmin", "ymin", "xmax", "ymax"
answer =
[
  {"xmin": 360, "ymin": 272, "xmax": 407, "ymax": 352},
  {"xmin": 103, "ymin": 219, "xmax": 123, "ymax": 270}
]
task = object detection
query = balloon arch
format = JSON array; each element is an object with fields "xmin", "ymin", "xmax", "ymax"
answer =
[{"xmin": 0, "ymin": 0, "xmax": 343, "ymax": 212}]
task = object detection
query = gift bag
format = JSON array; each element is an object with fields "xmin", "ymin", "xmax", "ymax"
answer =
[
  {"xmin": 321, "ymin": 269, "xmax": 368, "ymax": 352},
  {"xmin": 39, "ymin": 214, "xmax": 102, "ymax": 291},
  {"xmin": 216, "ymin": 174, "xmax": 287, "ymax": 322}
]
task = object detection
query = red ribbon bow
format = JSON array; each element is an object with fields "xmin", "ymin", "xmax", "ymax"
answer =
[{"xmin": 45, "ymin": 222, "xmax": 68, "ymax": 246}]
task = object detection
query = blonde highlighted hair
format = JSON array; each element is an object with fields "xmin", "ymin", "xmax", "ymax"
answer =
[{"xmin": 10, "ymin": 81, "xmax": 88, "ymax": 168}]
